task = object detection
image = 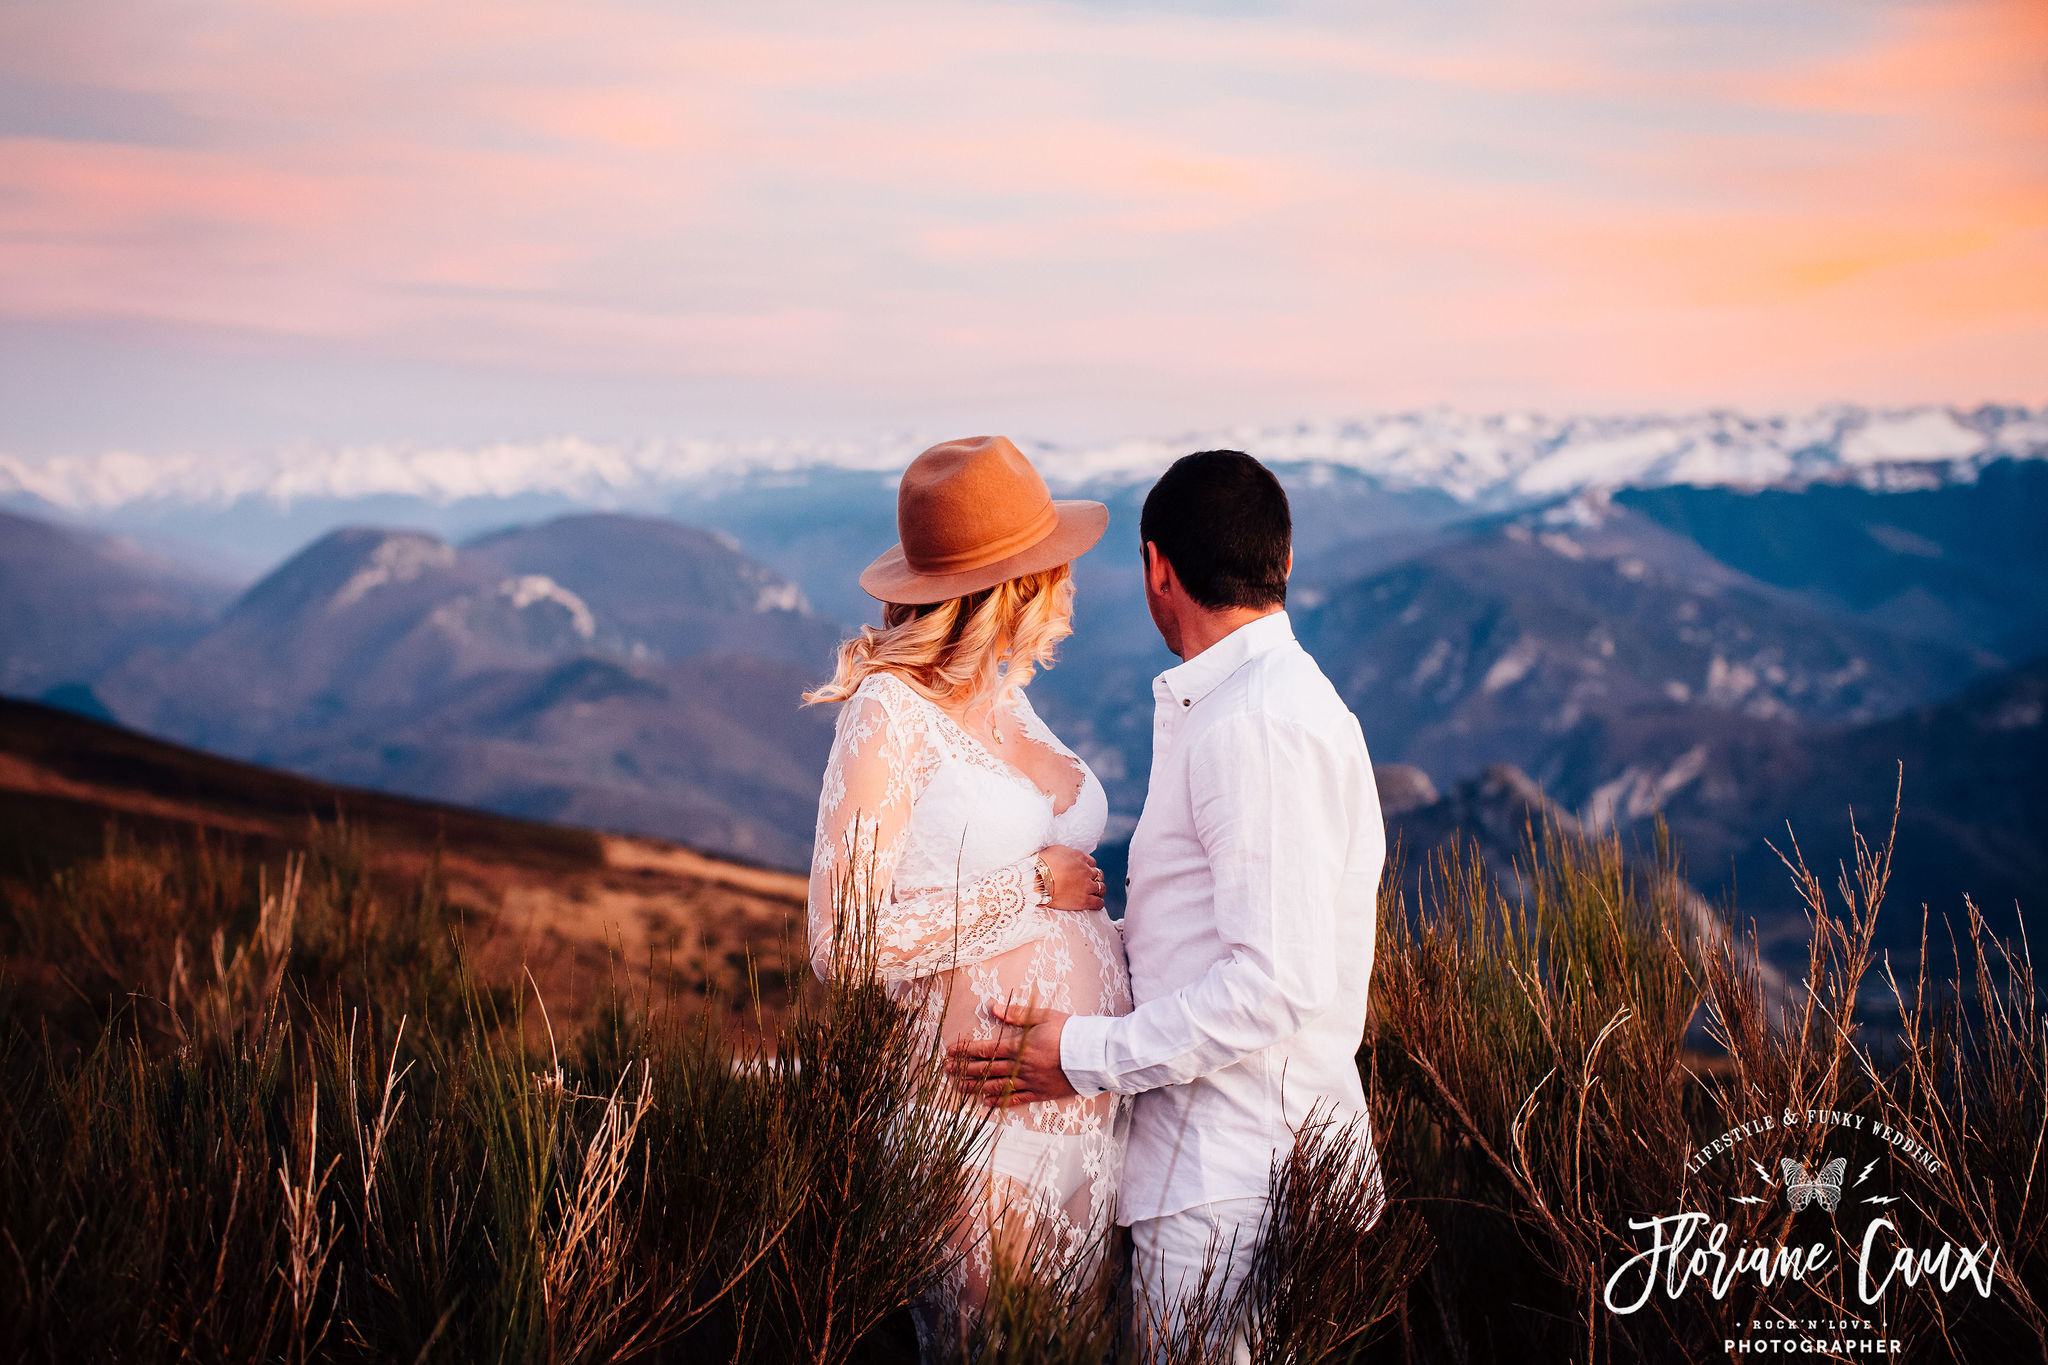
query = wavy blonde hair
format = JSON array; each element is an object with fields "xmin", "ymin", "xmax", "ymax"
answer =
[{"xmin": 804, "ymin": 564, "xmax": 1075, "ymax": 709}]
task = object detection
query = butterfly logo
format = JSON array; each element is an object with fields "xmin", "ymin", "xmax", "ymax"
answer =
[{"xmin": 1781, "ymin": 1156, "xmax": 1847, "ymax": 1213}]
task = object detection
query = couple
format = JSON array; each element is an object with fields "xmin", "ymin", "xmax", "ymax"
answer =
[{"xmin": 804, "ymin": 437, "xmax": 1386, "ymax": 1356}]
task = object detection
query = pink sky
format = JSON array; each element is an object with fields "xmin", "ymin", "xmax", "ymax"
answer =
[{"xmin": 0, "ymin": 0, "xmax": 2042, "ymax": 453}]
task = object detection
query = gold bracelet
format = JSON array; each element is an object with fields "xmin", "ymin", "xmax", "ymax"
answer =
[{"xmin": 1034, "ymin": 854, "xmax": 1055, "ymax": 905}]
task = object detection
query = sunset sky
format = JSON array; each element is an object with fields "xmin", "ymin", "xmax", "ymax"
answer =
[{"xmin": 1, "ymin": 0, "xmax": 2043, "ymax": 456}]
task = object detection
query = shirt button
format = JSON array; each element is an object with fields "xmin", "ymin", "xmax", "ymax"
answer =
[
  {"xmin": 1124, "ymin": 876, "xmax": 1131, "ymax": 887},
  {"xmin": 1181, "ymin": 698, "xmax": 1190, "ymax": 707}
]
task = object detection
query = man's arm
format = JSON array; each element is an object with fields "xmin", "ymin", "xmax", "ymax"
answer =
[{"xmin": 1059, "ymin": 711, "xmax": 1355, "ymax": 1096}]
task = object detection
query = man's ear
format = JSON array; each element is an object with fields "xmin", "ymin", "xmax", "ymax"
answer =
[
  {"xmin": 1284, "ymin": 549, "xmax": 1294, "ymax": 581},
  {"xmin": 1142, "ymin": 541, "xmax": 1172, "ymax": 595}
]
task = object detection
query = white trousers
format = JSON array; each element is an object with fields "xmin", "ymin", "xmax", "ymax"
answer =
[{"xmin": 1128, "ymin": 1196, "xmax": 1268, "ymax": 1364}]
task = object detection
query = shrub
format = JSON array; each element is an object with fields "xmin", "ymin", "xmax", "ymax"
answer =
[
  {"xmin": 0, "ymin": 805, "xmax": 2035, "ymax": 1362},
  {"xmin": 1367, "ymin": 805, "xmax": 2047, "ymax": 1362}
]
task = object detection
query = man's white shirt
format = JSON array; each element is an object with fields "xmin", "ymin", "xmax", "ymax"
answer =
[{"xmin": 1059, "ymin": 610, "xmax": 1385, "ymax": 1224}]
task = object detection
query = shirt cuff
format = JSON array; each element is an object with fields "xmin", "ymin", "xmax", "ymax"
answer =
[{"xmin": 1059, "ymin": 1011, "xmax": 1121, "ymax": 1098}]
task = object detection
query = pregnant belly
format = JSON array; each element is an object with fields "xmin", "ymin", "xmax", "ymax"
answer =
[{"xmin": 934, "ymin": 909, "xmax": 1131, "ymax": 1050}]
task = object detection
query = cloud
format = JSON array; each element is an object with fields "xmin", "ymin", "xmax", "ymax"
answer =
[{"xmin": 0, "ymin": 0, "xmax": 2041, "ymax": 450}]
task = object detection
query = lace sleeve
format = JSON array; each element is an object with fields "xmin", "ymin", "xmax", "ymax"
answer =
[{"xmin": 808, "ymin": 681, "xmax": 1051, "ymax": 984}]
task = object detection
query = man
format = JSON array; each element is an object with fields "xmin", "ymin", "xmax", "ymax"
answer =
[{"xmin": 948, "ymin": 450, "xmax": 1387, "ymax": 1356}]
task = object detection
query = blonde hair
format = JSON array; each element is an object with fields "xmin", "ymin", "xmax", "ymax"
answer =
[{"xmin": 804, "ymin": 564, "xmax": 1075, "ymax": 709}]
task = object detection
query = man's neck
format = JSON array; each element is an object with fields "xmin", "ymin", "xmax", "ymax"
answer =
[{"xmin": 1174, "ymin": 603, "xmax": 1283, "ymax": 662}]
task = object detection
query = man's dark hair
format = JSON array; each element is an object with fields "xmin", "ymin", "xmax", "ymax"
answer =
[{"xmin": 1139, "ymin": 450, "xmax": 1291, "ymax": 610}]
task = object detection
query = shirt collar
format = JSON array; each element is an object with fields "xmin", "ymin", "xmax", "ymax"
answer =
[{"xmin": 1154, "ymin": 610, "xmax": 1295, "ymax": 710}]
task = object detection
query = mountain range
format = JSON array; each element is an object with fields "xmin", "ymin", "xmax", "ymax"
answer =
[
  {"xmin": 4, "ymin": 403, "xmax": 2043, "ymax": 571},
  {"xmin": 6, "ymin": 404, "xmax": 2043, "ymax": 515},
  {"xmin": 63, "ymin": 514, "xmax": 843, "ymax": 868},
  {"xmin": 2, "ymin": 404, "xmax": 2043, "ymax": 975}
]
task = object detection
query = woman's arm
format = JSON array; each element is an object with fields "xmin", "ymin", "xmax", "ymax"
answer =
[{"xmin": 808, "ymin": 685, "xmax": 1052, "ymax": 984}]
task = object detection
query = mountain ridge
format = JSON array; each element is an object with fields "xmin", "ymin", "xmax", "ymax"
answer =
[
  {"xmin": 7, "ymin": 405, "xmax": 2043, "ymax": 532},
  {"xmin": 81, "ymin": 513, "xmax": 842, "ymax": 867},
  {"xmin": 0, "ymin": 507, "xmax": 237, "ymax": 697},
  {"xmin": 4, "ymin": 461, "xmax": 2040, "ymax": 947}
]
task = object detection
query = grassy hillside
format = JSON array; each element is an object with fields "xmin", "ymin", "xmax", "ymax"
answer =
[
  {"xmin": 0, "ymin": 699, "xmax": 2041, "ymax": 1362},
  {"xmin": 0, "ymin": 697, "xmax": 809, "ymax": 1036}
]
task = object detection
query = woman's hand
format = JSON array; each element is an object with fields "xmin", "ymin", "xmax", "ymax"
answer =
[{"xmin": 1037, "ymin": 844, "xmax": 1104, "ymax": 912}]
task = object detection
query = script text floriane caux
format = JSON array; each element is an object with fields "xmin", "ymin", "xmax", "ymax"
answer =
[{"xmin": 1604, "ymin": 1213, "xmax": 1999, "ymax": 1313}]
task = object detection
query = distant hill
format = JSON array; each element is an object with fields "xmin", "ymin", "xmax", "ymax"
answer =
[
  {"xmin": 1293, "ymin": 502, "xmax": 1983, "ymax": 800},
  {"xmin": 88, "ymin": 513, "xmax": 842, "ymax": 867},
  {"xmin": 1617, "ymin": 458, "xmax": 2048, "ymax": 661},
  {"xmin": 1642, "ymin": 654, "xmax": 2048, "ymax": 963},
  {"xmin": 1361, "ymin": 656, "xmax": 2046, "ymax": 974},
  {"xmin": 0, "ymin": 508, "xmax": 235, "ymax": 698},
  {"xmin": 0, "ymin": 696, "xmax": 809, "ymax": 1023},
  {"xmin": 466, "ymin": 513, "xmax": 842, "ymax": 664}
]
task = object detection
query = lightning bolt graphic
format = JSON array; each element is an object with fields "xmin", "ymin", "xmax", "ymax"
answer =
[
  {"xmin": 1731, "ymin": 1195, "xmax": 1768, "ymax": 1205},
  {"xmin": 1752, "ymin": 1159, "xmax": 1775, "ymax": 1186},
  {"xmin": 1863, "ymin": 1195, "xmax": 1901, "ymax": 1205},
  {"xmin": 1855, "ymin": 1160, "xmax": 1878, "ymax": 1187}
]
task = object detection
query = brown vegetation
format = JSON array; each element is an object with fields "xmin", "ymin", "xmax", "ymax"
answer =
[
  {"xmin": 0, "ymin": 700, "xmax": 2038, "ymax": 1361},
  {"xmin": 0, "ymin": 697, "xmax": 809, "ymax": 1034},
  {"xmin": 1367, "ymin": 807, "xmax": 2047, "ymax": 1362}
]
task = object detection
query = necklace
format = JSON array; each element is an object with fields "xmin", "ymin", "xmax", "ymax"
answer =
[{"xmin": 950, "ymin": 693, "xmax": 1004, "ymax": 744}]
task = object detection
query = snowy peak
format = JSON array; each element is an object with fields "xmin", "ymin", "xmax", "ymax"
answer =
[
  {"xmin": 2, "ymin": 404, "xmax": 2042, "ymax": 517},
  {"xmin": 1053, "ymin": 405, "xmax": 2047, "ymax": 503},
  {"xmin": 233, "ymin": 527, "xmax": 460, "ymax": 624},
  {"xmin": 1838, "ymin": 409, "xmax": 1988, "ymax": 465}
]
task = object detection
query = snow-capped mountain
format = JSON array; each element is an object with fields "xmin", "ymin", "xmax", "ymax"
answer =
[
  {"xmin": 4, "ymin": 441, "xmax": 2042, "ymax": 935},
  {"xmin": 3, "ymin": 404, "xmax": 2042, "ymax": 519},
  {"xmin": 1053, "ymin": 404, "xmax": 2048, "ymax": 502}
]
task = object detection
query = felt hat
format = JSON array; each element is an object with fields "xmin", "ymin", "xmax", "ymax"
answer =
[{"xmin": 859, "ymin": 436, "xmax": 1108, "ymax": 605}]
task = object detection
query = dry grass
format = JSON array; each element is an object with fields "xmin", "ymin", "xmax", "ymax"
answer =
[
  {"xmin": 0, "ymin": 817, "xmax": 1420, "ymax": 1362},
  {"xmin": 0, "ymin": 798, "xmax": 2036, "ymax": 1362},
  {"xmin": 0, "ymin": 820, "xmax": 974, "ymax": 1363},
  {"xmin": 1367, "ymin": 800, "xmax": 2047, "ymax": 1363},
  {"xmin": 0, "ymin": 714, "xmax": 816, "ymax": 1041}
]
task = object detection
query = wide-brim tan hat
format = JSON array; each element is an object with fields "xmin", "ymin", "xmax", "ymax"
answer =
[{"xmin": 860, "ymin": 435, "xmax": 1108, "ymax": 606}]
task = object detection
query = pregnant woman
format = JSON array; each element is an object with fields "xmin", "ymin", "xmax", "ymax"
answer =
[{"xmin": 804, "ymin": 436, "xmax": 1132, "ymax": 1350}]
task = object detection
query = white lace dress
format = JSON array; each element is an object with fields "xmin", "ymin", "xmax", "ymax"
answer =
[{"xmin": 808, "ymin": 669, "xmax": 1132, "ymax": 1335}]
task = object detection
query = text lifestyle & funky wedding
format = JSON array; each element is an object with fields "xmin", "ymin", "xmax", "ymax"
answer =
[{"xmin": 1686, "ymin": 1109, "xmax": 1943, "ymax": 1179}]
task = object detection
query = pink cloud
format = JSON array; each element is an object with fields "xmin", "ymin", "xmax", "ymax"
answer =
[{"xmin": 0, "ymin": 0, "xmax": 2040, "ymax": 439}]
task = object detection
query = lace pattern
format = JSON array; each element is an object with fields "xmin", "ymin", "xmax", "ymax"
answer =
[
  {"xmin": 808, "ymin": 673, "xmax": 1057, "ymax": 984},
  {"xmin": 807, "ymin": 669, "xmax": 1132, "ymax": 1347}
]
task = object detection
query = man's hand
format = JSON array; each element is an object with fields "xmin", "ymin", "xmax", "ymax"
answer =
[{"xmin": 946, "ymin": 1000, "xmax": 1077, "ymax": 1108}]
